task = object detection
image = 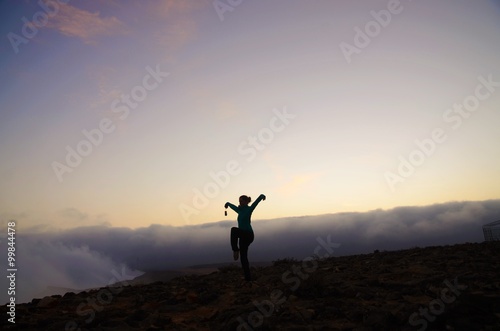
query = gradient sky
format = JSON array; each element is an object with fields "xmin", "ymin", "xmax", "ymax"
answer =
[{"xmin": 1, "ymin": 0, "xmax": 500, "ymax": 230}]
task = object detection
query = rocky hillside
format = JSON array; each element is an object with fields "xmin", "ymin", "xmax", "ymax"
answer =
[{"xmin": 2, "ymin": 242, "xmax": 500, "ymax": 330}]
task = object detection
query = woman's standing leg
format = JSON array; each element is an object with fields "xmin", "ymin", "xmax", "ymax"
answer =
[{"xmin": 239, "ymin": 231, "xmax": 254, "ymax": 281}]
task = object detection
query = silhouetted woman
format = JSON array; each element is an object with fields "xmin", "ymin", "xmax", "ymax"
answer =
[{"xmin": 225, "ymin": 194, "xmax": 266, "ymax": 281}]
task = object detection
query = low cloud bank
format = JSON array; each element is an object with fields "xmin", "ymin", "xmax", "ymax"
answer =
[{"xmin": 3, "ymin": 199, "xmax": 499, "ymax": 304}]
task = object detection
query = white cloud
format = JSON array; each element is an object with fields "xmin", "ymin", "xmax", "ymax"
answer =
[
  {"xmin": 3, "ymin": 199, "xmax": 499, "ymax": 304},
  {"xmin": 46, "ymin": 3, "xmax": 127, "ymax": 43}
]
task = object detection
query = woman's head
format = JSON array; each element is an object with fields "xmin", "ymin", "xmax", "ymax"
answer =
[{"xmin": 239, "ymin": 195, "xmax": 251, "ymax": 206}]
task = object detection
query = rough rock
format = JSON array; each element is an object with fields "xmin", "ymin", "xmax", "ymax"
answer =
[{"xmin": 1, "ymin": 242, "xmax": 500, "ymax": 330}]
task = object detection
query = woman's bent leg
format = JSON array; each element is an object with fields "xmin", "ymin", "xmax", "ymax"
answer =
[{"xmin": 230, "ymin": 227, "xmax": 239, "ymax": 252}]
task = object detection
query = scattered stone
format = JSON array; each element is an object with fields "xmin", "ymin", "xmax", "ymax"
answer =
[{"xmin": 36, "ymin": 296, "xmax": 57, "ymax": 308}]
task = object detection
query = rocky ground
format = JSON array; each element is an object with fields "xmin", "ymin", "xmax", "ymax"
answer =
[{"xmin": 2, "ymin": 241, "xmax": 500, "ymax": 330}]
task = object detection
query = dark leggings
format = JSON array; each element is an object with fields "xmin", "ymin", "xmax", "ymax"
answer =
[{"xmin": 230, "ymin": 227, "xmax": 254, "ymax": 281}]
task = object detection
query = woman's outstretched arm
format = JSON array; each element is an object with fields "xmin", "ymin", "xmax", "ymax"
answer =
[
  {"xmin": 225, "ymin": 202, "xmax": 239, "ymax": 213},
  {"xmin": 250, "ymin": 194, "xmax": 266, "ymax": 210}
]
